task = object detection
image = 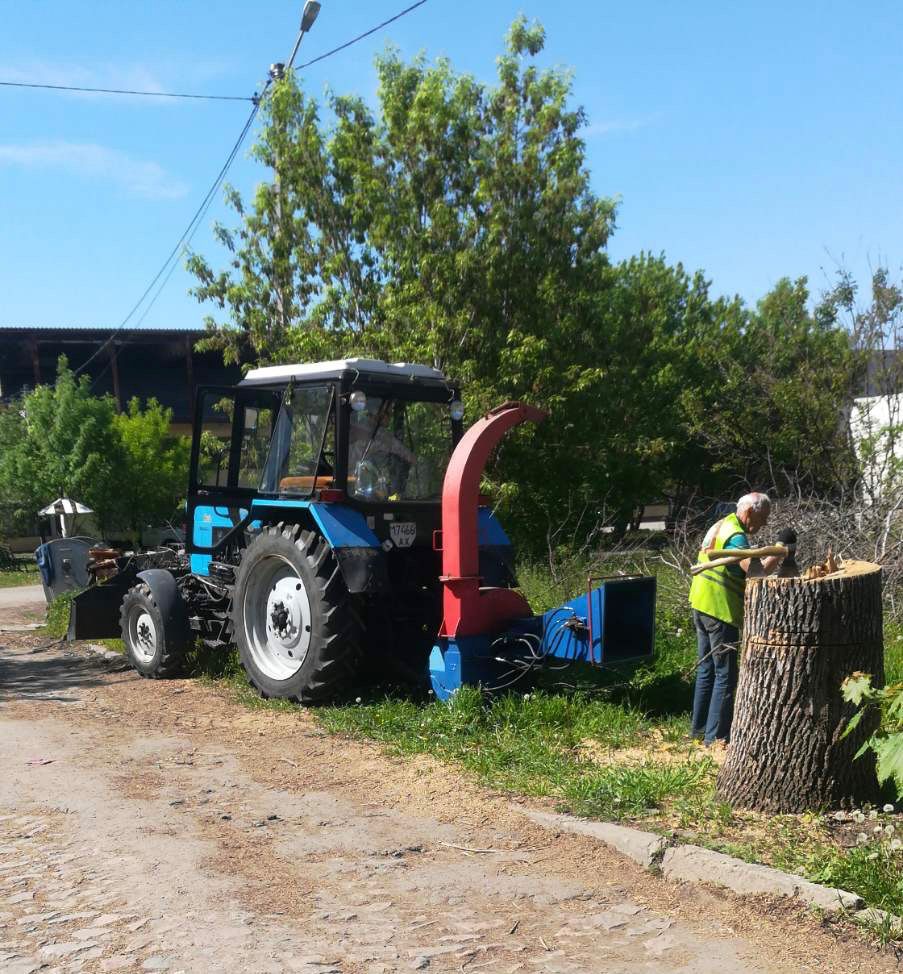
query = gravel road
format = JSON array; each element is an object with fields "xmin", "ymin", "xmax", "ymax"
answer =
[{"xmin": 0, "ymin": 602, "xmax": 894, "ymax": 974}]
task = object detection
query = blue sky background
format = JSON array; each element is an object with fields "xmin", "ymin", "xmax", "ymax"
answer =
[{"xmin": 1, "ymin": 1, "xmax": 900, "ymax": 330}]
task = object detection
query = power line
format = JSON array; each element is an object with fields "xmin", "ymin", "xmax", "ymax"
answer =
[
  {"xmin": 77, "ymin": 0, "xmax": 432, "ymax": 386},
  {"xmin": 297, "ymin": 0, "xmax": 429, "ymax": 70},
  {"xmin": 77, "ymin": 97, "xmax": 263, "ymax": 383},
  {"xmin": 0, "ymin": 79, "xmax": 254, "ymax": 102}
]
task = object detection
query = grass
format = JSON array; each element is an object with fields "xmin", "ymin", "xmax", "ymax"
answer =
[
  {"xmin": 0, "ymin": 563, "xmax": 40, "ymax": 588},
  {"xmin": 315, "ymin": 559, "xmax": 903, "ymax": 921},
  {"xmin": 42, "ymin": 588, "xmax": 124, "ymax": 653}
]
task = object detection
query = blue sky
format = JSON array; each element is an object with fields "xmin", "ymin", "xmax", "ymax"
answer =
[{"xmin": 1, "ymin": 1, "xmax": 900, "ymax": 330}]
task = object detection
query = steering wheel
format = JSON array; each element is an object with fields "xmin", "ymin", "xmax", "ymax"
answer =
[{"xmin": 353, "ymin": 459, "xmax": 389, "ymax": 501}]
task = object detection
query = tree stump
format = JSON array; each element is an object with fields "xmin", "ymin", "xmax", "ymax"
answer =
[{"xmin": 716, "ymin": 560, "xmax": 885, "ymax": 812}]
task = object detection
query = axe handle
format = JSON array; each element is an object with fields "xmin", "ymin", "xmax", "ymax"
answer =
[
  {"xmin": 690, "ymin": 556, "xmax": 746, "ymax": 575},
  {"xmin": 690, "ymin": 546, "xmax": 790, "ymax": 576},
  {"xmin": 702, "ymin": 544, "xmax": 790, "ymax": 559}
]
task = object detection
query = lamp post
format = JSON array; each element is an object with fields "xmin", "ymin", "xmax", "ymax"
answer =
[{"xmin": 271, "ymin": 1, "xmax": 322, "ymax": 335}]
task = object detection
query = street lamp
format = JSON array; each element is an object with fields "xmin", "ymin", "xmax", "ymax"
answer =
[
  {"xmin": 271, "ymin": 2, "xmax": 323, "ymax": 333},
  {"xmin": 287, "ymin": 1, "xmax": 322, "ymax": 70},
  {"xmin": 300, "ymin": 1, "xmax": 321, "ymax": 34}
]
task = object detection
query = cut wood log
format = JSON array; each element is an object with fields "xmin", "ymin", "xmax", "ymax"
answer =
[{"xmin": 715, "ymin": 560, "xmax": 885, "ymax": 812}]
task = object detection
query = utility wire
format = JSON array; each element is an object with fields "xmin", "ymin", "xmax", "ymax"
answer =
[
  {"xmin": 296, "ymin": 0, "xmax": 429, "ymax": 70},
  {"xmin": 0, "ymin": 79, "xmax": 254, "ymax": 102},
  {"xmin": 76, "ymin": 97, "xmax": 263, "ymax": 383},
  {"xmin": 76, "ymin": 0, "xmax": 431, "ymax": 384}
]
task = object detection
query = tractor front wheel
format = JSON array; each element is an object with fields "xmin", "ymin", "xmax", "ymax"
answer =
[
  {"xmin": 120, "ymin": 582, "xmax": 186, "ymax": 678},
  {"xmin": 231, "ymin": 524, "xmax": 361, "ymax": 703}
]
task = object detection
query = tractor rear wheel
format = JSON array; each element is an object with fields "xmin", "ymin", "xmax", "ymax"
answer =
[
  {"xmin": 120, "ymin": 582, "xmax": 186, "ymax": 679},
  {"xmin": 231, "ymin": 524, "xmax": 362, "ymax": 703}
]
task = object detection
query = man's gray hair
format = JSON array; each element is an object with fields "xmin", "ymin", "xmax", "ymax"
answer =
[{"xmin": 737, "ymin": 492, "xmax": 771, "ymax": 516}]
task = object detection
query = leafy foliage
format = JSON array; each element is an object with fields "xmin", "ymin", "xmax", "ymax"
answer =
[
  {"xmin": 0, "ymin": 357, "xmax": 124, "ymax": 534},
  {"xmin": 189, "ymin": 17, "xmax": 864, "ymax": 543},
  {"xmin": 0, "ymin": 358, "xmax": 189, "ymax": 542},
  {"xmin": 113, "ymin": 397, "xmax": 190, "ymax": 544},
  {"xmin": 681, "ymin": 276, "xmax": 862, "ymax": 494},
  {"xmin": 842, "ymin": 672, "xmax": 903, "ymax": 797}
]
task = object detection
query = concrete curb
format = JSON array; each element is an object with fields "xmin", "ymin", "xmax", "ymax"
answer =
[
  {"xmin": 854, "ymin": 908, "xmax": 903, "ymax": 937},
  {"xmin": 660, "ymin": 844, "xmax": 861, "ymax": 913},
  {"xmin": 517, "ymin": 805, "xmax": 869, "ymax": 916},
  {"xmin": 521, "ymin": 809, "xmax": 668, "ymax": 868}
]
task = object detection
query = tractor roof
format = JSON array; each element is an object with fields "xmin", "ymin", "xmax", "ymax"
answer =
[{"xmin": 239, "ymin": 358, "xmax": 448, "ymax": 387}]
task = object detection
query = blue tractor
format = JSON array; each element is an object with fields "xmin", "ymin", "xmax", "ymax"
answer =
[{"xmin": 70, "ymin": 359, "xmax": 656, "ymax": 700}]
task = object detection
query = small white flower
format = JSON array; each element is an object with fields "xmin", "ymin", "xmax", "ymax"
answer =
[
  {"xmin": 523, "ymin": 693, "xmax": 531, "ymax": 701},
  {"xmin": 885, "ymin": 824, "xmax": 896, "ymax": 836},
  {"xmin": 355, "ymin": 697, "xmax": 362, "ymax": 704},
  {"xmin": 676, "ymin": 628, "xmax": 684, "ymax": 637},
  {"xmin": 869, "ymin": 809, "xmax": 879, "ymax": 820},
  {"xmin": 832, "ymin": 811, "xmax": 848, "ymax": 822},
  {"xmin": 852, "ymin": 811, "xmax": 866, "ymax": 823},
  {"xmin": 874, "ymin": 825, "xmax": 884, "ymax": 834},
  {"xmin": 857, "ymin": 832, "xmax": 868, "ymax": 844},
  {"xmin": 867, "ymin": 852, "xmax": 880, "ymax": 861},
  {"xmin": 883, "ymin": 803, "xmax": 896, "ymax": 813},
  {"xmin": 890, "ymin": 839, "xmax": 902, "ymax": 851}
]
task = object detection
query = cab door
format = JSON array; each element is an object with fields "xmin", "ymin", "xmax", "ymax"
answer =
[{"xmin": 187, "ymin": 386, "xmax": 279, "ymax": 574}]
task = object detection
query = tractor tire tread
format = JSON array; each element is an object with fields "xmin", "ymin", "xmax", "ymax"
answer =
[
  {"xmin": 232, "ymin": 523, "xmax": 361, "ymax": 704},
  {"xmin": 120, "ymin": 582, "xmax": 185, "ymax": 679}
]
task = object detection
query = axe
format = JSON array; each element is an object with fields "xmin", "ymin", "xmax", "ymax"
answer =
[
  {"xmin": 689, "ymin": 545, "xmax": 791, "ymax": 576},
  {"xmin": 691, "ymin": 530, "xmax": 800, "ymax": 578}
]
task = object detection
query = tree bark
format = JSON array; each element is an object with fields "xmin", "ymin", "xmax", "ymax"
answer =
[{"xmin": 716, "ymin": 561, "xmax": 885, "ymax": 813}]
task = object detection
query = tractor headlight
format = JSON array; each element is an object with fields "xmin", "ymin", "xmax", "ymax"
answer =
[
  {"xmin": 449, "ymin": 399, "xmax": 464, "ymax": 421},
  {"xmin": 349, "ymin": 390, "xmax": 367, "ymax": 412}
]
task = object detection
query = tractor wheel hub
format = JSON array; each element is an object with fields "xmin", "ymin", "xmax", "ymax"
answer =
[{"xmin": 265, "ymin": 577, "xmax": 307, "ymax": 662}]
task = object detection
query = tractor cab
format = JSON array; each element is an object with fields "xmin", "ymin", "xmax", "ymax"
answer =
[{"xmin": 187, "ymin": 359, "xmax": 465, "ymax": 576}]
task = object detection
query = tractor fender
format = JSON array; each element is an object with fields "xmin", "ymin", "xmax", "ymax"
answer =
[
  {"xmin": 136, "ymin": 569, "xmax": 190, "ymax": 640},
  {"xmin": 307, "ymin": 503, "xmax": 388, "ymax": 595}
]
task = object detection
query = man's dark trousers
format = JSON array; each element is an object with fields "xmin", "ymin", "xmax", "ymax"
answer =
[{"xmin": 691, "ymin": 609, "xmax": 739, "ymax": 744}]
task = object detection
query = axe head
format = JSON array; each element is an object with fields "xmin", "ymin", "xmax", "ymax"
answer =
[
  {"xmin": 775, "ymin": 528, "xmax": 801, "ymax": 578},
  {"xmin": 777, "ymin": 548, "xmax": 801, "ymax": 578},
  {"xmin": 746, "ymin": 556, "xmax": 766, "ymax": 579}
]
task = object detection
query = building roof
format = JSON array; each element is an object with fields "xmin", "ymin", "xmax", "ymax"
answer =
[{"xmin": 0, "ymin": 325, "xmax": 204, "ymax": 335}]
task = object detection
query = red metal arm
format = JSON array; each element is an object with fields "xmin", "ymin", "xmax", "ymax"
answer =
[{"xmin": 439, "ymin": 401, "xmax": 547, "ymax": 637}]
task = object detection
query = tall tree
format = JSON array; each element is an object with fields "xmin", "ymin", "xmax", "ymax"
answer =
[
  {"xmin": 188, "ymin": 18, "xmax": 614, "ymax": 391},
  {"xmin": 113, "ymin": 398, "xmax": 190, "ymax": 545},
  {"xmin": 0, "ymin": 358, "xmax": 124, "ymax": 534},
  {"xmin": 681, "ymin": 276, "xmax": 862, "ymax": 494}
]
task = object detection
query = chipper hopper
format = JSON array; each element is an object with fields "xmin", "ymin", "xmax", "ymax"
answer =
[{"xmin": 69, "ymin": 359, "xmax": 655, "ymax": 701}]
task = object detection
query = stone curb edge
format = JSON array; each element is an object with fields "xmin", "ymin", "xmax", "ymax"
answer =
[{"xmin": 518, "ymin": 807, "xmax": 902, "ymax": 934}]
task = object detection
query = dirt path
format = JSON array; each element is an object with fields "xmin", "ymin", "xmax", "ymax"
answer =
[
  {"xmin": 0, "ymin": 584, "xmax": 45, "ymax": 610},
  {"xmin": 0, "ymin": 608, "xmax": 896, "ymax": 974}
]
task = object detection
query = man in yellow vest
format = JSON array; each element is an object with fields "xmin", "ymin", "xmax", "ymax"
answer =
[{"xmin": 688, "ymin": 492, "xmax": 783, "ymax": 746}]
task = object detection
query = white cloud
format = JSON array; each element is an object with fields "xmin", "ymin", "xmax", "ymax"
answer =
[
  {"xmin": 0, "ymin": 60, "xmax": 171, "ymax": 100},
  {"xmin": 583, "ymin": 117, "xmax": 654, "ymax": 139},
  {"xmin": 0, "ymin": 141, "xmax": 188, "ymax": 199}
]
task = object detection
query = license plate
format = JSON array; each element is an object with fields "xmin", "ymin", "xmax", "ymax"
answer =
[{"xmin": 389, "ymin": 522, "xmax": 416, "ymax": 548}]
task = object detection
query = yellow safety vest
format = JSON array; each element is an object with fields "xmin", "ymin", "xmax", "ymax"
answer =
[{"xmin": 688, "ymin": 512, "xmax": 747, "ymax": 627}]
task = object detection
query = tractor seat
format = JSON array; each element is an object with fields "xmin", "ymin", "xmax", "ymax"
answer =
[{"xmin": 279, "ymin": 476, "xmax": 335, "ymax": 492}]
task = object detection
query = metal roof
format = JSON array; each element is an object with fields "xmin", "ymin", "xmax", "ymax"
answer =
[
  {"xmin": 240, "ymin": 358, "xmax": 447, "ymax": 386},
  {"xmin": 0, "ymin": 325, "xmax": 204, "ymax": 334}
]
